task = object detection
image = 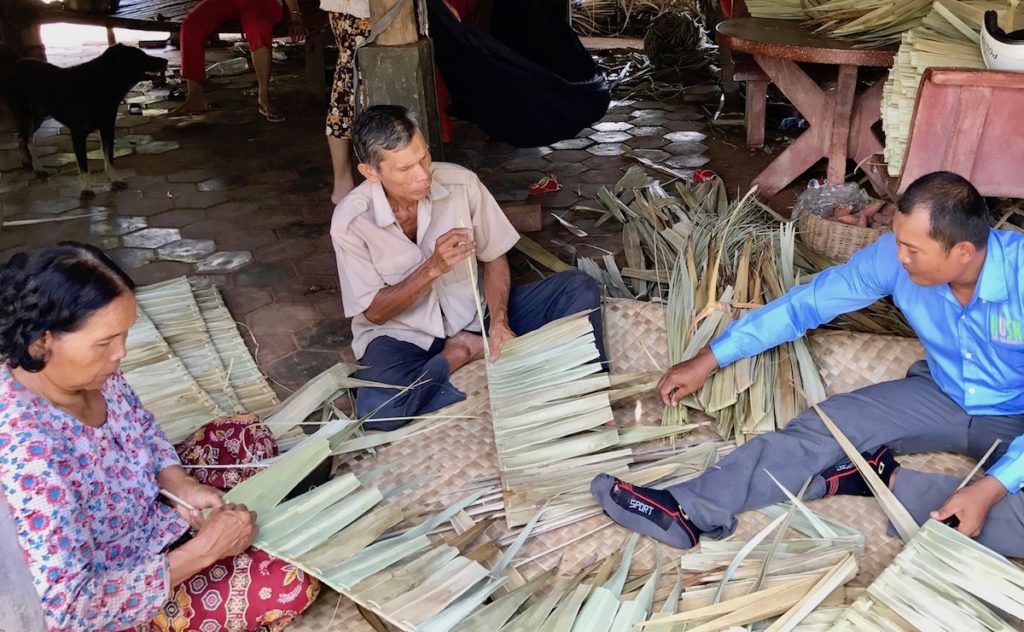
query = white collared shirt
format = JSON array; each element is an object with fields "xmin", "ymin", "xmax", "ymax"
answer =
[{"xmin": 330, "ymin": 162, "xmax": 520, "ymax": 358}]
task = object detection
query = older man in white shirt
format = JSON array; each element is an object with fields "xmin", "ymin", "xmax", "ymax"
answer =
[{"xmin": 331, "ymin": 105, "xmax": 606, "ymax": 430}]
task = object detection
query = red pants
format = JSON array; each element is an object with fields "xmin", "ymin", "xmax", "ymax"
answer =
[{"xmin": 180, "ymin": 0, "xmax": 284, "ymax": 82}]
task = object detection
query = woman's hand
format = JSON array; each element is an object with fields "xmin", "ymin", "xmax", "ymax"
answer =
[
  {"xmin": 173, "ymin": 479, "xmax": 224, "ymax": 530},
  {"xmin": 167, "ymin": 503, "xmax": 258, "ymax": 586},
  {"xmin": 158, "ymin": 465, "xmax": 224, "ymax": 529}
]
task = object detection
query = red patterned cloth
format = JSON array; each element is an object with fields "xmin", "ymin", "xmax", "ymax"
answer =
[{"xmin": 145, "ymin": 415, "xmax": 320, "ymax": 632}]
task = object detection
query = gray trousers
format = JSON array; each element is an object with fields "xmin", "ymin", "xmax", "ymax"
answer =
[{"xmin": 668, "ymin": 361, "xmax": 1024, "ymax": 557}]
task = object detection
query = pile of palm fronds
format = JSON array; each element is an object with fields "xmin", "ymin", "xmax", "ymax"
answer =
[
  {"xmin": 123, "ymin": 277, "xmax": 280, "ymax": 443},
  {"xmin": 593, "ymin": 9, "xmax": 717, "ymax": 99},
  {"xmin": 802, "ymin": 0, "xmax": 934, "ymax": 46},
  {"xmin": 883, "ymin": 0, "xmax": 1011, "ymax": 176},
  {"xmin": 572, "ymin": 0, "xmax": 701, "ymax": 37},
  {"xmin": 832, "ymin": 520, "xmax": 1024, "ymax": 629},
  {"xmin": 746, "ymin": 0, "xmax": 933, "ymax": 46},
  {"xmin": 745, "ymin": 0, "xmax": 804, "ymax": 20},
  {"xmin": 597, "ymin": 51, "xmax": 717, "ymax": 99},
  {"xmin": 639, "ymin": 492, "xmax": 862, "ymax": 631}
]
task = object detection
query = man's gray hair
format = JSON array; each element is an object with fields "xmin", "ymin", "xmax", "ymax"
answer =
[{"xmin": 352, "ymin": 105, "xmax": 420, "ymax": 170}]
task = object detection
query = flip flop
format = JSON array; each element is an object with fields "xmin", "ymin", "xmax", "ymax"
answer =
[
  {"xmin": 167, "ymin": 103, "xmax": 211, "ymax": 119},
  {"xmin": 528, "ymin": 172, "xmax": 562, "ymax": 195},
  {"xmin": 258, "ymin": 105, "xmax": 285, "ymax": 123}
]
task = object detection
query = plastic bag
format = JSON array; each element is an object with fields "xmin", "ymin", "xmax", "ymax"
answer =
[{"xmin": 791, "ymin": 182, "xmax": 870, "ymax": 220}]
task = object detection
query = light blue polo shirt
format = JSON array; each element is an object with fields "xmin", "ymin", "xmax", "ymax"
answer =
[{"xmin": 710, "ymin": 230, "xmax": 1024, "ymax": 492}]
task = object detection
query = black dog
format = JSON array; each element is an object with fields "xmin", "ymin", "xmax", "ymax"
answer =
[{"xmin": 0, "ymin": 43, "xmax": 167, "ymax": 197}]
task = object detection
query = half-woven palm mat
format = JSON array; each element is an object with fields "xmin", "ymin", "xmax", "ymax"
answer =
[{"xmin": 306, "ymin": 300, "xmax": 971, "ymax": 629}]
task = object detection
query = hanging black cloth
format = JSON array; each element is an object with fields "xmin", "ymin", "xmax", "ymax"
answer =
[{"xmin": 427, "ymin": 0, "xmax": 610, "ymax": 148}]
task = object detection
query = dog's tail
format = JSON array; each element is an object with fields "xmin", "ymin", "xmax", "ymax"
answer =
[{"xmin": 0, "ymin": 44, "xmax": 19, "ymax": 98}]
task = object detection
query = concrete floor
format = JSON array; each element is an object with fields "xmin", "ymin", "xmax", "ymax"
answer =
[{"xmin": 0, "ymin": 37, "xmax": 798, "ymax": 395}]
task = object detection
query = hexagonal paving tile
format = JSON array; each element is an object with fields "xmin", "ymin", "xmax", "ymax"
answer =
[
  {"xmin": 39, "ymin": 153, "xmax": 77, "ymax": 168},
  {"xmin": 666, "ymin": 154, "xmax": 710, "ymax": 169},
  {"xmin": 503, "ymin": 157, "xmax": 551, "ymax": 172},
  {"xmin": 267, "ymin": 350, "xmax": 341, "ymax": 387},
  {"xmin": 195, "ymin": 251, "xmax": 253, "ymax": 273},
  {"xmin": 544, "ymin": 149, "xmax": 592, "ymax": 164},
  {"xmin": 666, "ymin": 110, "xmax": 704, "ymax": 121},
  {"xmin": 592, "ymin": 121, "xmax": 634, "ymax": 133},
  {"xmin": 625, "ymin": 136, "xmax": 670, "ymax": 150},
  {"xmin": 248, "ymin": 303, "xmax": 320, "ymax": 335},
  {"xmin": 122, "ymin": 227, "xmax": 181, "ymax": 249},
  {"xmin": 580, "ymin": 167, "xmax": 626, "ymax": 184},
  {"xmin": 148, "ymin": 208, "xmax": 208, "ymax": 228},
  {"xmin": 156, "ymin": 239, "xmax": 217, "ymax": 263},
  {"xmin": 588, "ymin": 131, "xmax": 631, "ymax": 144},
  {"xmin": 585, "ymin": 143, "xmax": 626, "ymax": 157},
  {"xmin": 630, "ymin": 126, "xmax": 668, "ymax": 137},
  {"xmin": 172, "ymin": 191, "xmax": 229, "ymax": 210},
  {"xmin": 197, "ymin": 175, "xmax": 247, "ymax": 192},
  {"xmin": 29, "ymin": 197, "xmax": 80, "ymax": 215},
  {"xmin": 664, "ymin": 131, "xmax": 708, "ymax": 144},
  {"xmin": 631, "ymin": 149, "xmax": 671, "ymax": 163},
  {"xmin": 662, "ymin": 120, "xmax": 705, "ymax": 132},
  {"xmin": 663, "ymin": 142, "xmax": 709, "ymax": 155},
  {"xmin": 549, "ymin": 137, "xmax": 594, "ymax": 150},
  {"xmin": 222, "ymin": 286, "xmax": 274, "ymax": 317},
  {"xmin": 89, "ymin": 215, "xmax": 147, "ymax": 237},
  {"xmin": 253, "ymin": 238, "xmax": 317, "ymax": 264},
  {"xmin": 295, "ymin": 318, "xmax": 351, "ymax": 352},
  {"xmin": 108, "ymin": 247, "xmax": 155, "ymax": 270},
  {"xmin": 135, "ymin": 141, "xmax": 180, "ymax": 155},
  {"xmin": 493, "ymin": 189, "xmax": 530, "ymax": 203}
]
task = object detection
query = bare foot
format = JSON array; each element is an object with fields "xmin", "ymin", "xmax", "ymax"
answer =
[
  {"xmin": 170, "ymin": 97, "xmax": 209, "ymax": 116},
  {"xmin": 441, "ymin": 331, "xmax": 485, "ymax": 373}
]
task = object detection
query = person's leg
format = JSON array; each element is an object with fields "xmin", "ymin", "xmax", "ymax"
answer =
[
  {"xmin": 595, "ymin": 361, "xmax": 972, "ymax": 545},
  {"xmin": 326, "ymin": 12, "xmax": 372, "ymax": 204},
  {"xmin": 239, "ymin": 0, "xmax": 284, "ymax": 119},
  {"xmin": 893, "ymin": 468, "xmax": 1024, "ymax": 558},
  {"xmin": 149, "ymin": 547, "xmax": 320, "ymax": 630},
  {"xmin": 505, "ymin": 270, "xmax": 606, "ymax": 365},
  {"xmin": 175, "ymin": 413, "xmax": 278, "ymax": 489},
  {"xmin": 178, "ymin": 0, "xmax": 236, "ymax": 113},
  {"xmin": 354, "ymin": 336, "xmax": 469, "ymax": 431}
]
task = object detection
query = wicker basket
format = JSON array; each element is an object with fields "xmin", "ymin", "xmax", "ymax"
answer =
[{"xmin": 797, "ymin": 212, "xmax": 886, "ymax": 263}]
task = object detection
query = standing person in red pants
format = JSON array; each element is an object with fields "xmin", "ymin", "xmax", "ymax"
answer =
[{"xmin": 174, "ymin": 0, "xmax": 306, "ymax": 122}]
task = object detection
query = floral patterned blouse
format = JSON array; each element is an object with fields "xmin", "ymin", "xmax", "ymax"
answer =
[{"xmin": 0, "ymin": 365, "xmax": 189, "ymax": 631}]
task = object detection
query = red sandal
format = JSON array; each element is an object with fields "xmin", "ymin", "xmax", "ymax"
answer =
[{"xmin": 528, "ymin": 172, "xmax": 563, "ymax": 195}]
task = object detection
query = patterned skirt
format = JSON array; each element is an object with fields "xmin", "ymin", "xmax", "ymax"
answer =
[
  {"xmin": 144, "ymin": 414, "xmax": 321, "ymax": 632},
  {"xmin": 325, "ymin": 12, "xmax": 373, "ymax": 139}
]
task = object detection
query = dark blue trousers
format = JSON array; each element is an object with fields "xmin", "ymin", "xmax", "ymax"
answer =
[{"xmin": 355, "ymin": 270, "xmax": 605, "ymax": 430}]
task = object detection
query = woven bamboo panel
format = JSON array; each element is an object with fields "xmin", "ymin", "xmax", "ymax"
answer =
[
  {"xmin": 808, "ymin": 331, "xmax": 925, "ymax": 396},
  {"xmin": 289, "ymin": 590, "xmax": 383, "ymax": 632},
  {"xmin": 603, "ymin": 298, "xmax": 669, "ymax": 375}
]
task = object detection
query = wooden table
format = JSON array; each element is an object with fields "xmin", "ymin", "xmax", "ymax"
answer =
[{"xmin": 717, "ymin": 18, "xmax": 896, "ymax": 199}]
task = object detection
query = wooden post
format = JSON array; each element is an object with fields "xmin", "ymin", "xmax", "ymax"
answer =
[
  {"xmin": 360, "ymin": 0, "xmax": 444, "ymax": 160},
  {"xmin": 369, "ymin": 0, "xmax": 417, "ymax": 46}
]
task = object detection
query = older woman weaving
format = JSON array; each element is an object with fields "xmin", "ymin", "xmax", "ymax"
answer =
[{"xmin": 0, "ymin": 243, "xmax": 318, "ymax": 630}]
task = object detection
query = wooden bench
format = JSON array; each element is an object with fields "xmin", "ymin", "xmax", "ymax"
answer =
[
  {"xmin": 27, "ymin": 0, "xmax": 332, "ymax": 100},
  {"xmin": 734, "ymin": 56, "xmax": 768, "ymax": 148}
]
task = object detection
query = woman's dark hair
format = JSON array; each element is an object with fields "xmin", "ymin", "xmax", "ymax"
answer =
[
  {"xmin": 898, "ymin": 171, "xmax": 991, "ymax": 251},
  {"xmin": 0, "ymin": 242, "xmax": 135, "ymax": 371}
]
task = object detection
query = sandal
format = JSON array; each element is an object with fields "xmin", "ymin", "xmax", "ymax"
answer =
[
  {"xmin": 528, "ymin": 172, "xmax": 562, "ymax": 195},
  {"xmin": 258, "ymin": 105, "xmax": 285, "ymax": 123}
]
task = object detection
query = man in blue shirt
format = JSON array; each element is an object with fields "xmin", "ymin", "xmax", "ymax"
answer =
[{"xmin": 591, "ymin": 171, "xmax": 1024, "ymax": 557}]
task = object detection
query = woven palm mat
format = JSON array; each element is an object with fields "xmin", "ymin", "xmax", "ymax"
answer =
[{"xmin": 295, "ymin": 300, "xmax": 969, "ymax": 628}]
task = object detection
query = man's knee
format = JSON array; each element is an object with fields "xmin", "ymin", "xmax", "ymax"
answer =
[{"xmin": 557, "ymin": 270, "xmax": 601, "ymax": 309}]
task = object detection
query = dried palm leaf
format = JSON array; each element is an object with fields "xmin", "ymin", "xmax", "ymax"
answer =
[
  {"xmin": 746, "ymin": 0, "xmax": 805, "ymax": 19},
  {"xmin": 190, "ymin": 281, "xmax": 279, "ymax": 417},
  {"xmin": 123, "ymin": 356, "xmax": 224, "ymax": 443},
  {"xmin": 832, "ymin": 520, "xmax": 1024, "ymax": 630},
  {"xmin": 135, "ymin": 277, "xmax": 243, "ymax": 413}
]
